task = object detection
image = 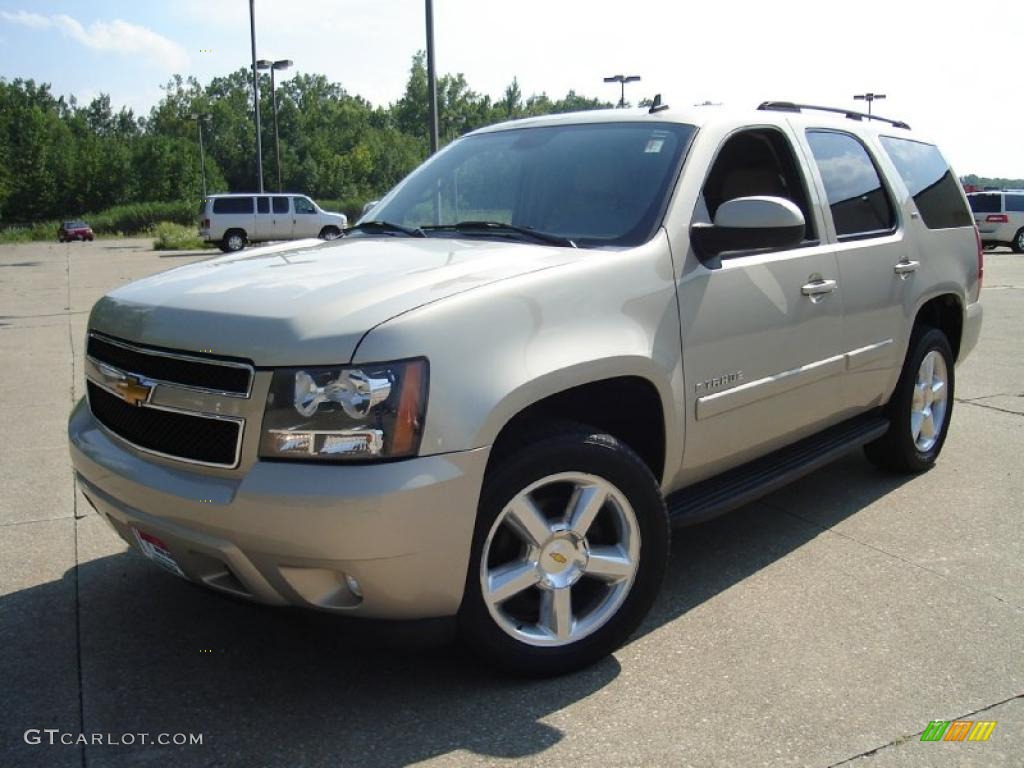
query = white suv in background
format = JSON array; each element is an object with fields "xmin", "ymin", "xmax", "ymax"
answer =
[
  {"xmin": 968, "ymin": 190, "xmax": 1024, "ymax": 252},
  {"xmin": 199, "ymin": 193, "xmax": 348, "ymax": 252}
]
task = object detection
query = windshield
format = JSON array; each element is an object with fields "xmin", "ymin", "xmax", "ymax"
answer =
[
  {"xmin": 65, "ymin": 220, "xmax": 86, "ymax": 228},
  {"xmin": 366, "ymin": 122, "xmax": 695, "ymax": 248}
]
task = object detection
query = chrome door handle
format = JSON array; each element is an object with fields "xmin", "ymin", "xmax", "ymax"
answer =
[
  {"xmin": 801, "ymin": 279, "xmax": 837, "ymax": 296},
  {"xmin": 894, "ymin": 260, "xmax": 920, "ymax": 276}
]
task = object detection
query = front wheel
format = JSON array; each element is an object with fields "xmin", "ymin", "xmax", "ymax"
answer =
[
  {"xmin": 319, "ymin": 226, "xmax": 341, "ymax": 240},
  {"xmin": 459, "ymin": 424, "xmax": 669, "ymax": 675},
  {"xmin": 864, "ymin": 327, "xmax": 955, "ymax": 473}
]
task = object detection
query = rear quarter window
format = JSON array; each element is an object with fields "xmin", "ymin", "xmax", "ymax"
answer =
[
  {"xmin": 212, "ymin": 197, "xmax": 254, "ymax": 214},
  {"xmin": 879, "ymin": 137, "xmax": 972, "ymax": 229}
]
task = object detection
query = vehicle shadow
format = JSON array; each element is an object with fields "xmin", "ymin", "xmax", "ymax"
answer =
[{"xmin": 0, "ymin": 453, "xmax": 909, "ymax": 767}]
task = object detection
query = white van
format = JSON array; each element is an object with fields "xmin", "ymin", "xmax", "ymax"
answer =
[{"xmin": 198, "ymin": 193, "xmax": 348, "ymax": 252}]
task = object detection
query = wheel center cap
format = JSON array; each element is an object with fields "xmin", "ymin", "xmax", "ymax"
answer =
[{"xmin": 538, "ymin": 534, "xmax": 588, "ymax": 589}]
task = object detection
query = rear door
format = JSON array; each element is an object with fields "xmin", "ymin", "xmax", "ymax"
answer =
[
  {"xmin": 1004, "ymin": 193, "xmax": 1024, "ymax": 249},
  {"xmin": 796, "ymin": 129, "xmax": 910, "ymax": 413},
  {"xmin": 253, "ymin": 196, "xmax": 273, "ymax": 241}
]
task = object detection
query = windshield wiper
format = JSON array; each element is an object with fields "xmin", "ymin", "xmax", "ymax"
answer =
[
  {"xmin": 422, "ymin": 221, "xmax": 576, "ymax": 248},
  {"xmin": 346, "ymin": 220, "xmax": 426, "ymax": 238}
]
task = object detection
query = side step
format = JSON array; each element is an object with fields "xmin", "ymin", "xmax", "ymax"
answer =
[{"xmin": 666, "ymin": 413, "xmax": 890, "ymax": 527}]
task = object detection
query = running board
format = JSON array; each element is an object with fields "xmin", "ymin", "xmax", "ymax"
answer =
[{"xmin": 667, "ymin": 413, "xmax": 890, "ymax": 527}]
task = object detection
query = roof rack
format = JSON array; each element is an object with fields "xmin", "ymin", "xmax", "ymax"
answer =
[{"xmin": 757, "ymin": 101, "xmax": 911, "ymax": 130}]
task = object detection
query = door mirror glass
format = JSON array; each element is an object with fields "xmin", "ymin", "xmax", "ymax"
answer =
[{"xmin": 690, "ymin": 196, "xmax": 805, "ymax": 262}]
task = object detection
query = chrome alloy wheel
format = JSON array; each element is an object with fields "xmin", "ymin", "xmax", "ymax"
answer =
[
  {"xmin": 480, "ymin": 472, "xmax": 641, "ymax": 647},
  {"xmin": 226, "ymin": 233, "xmax": 244, "ymax": 251},
  {"xmin": 911, "ymin": 349, "xmax": 949, "ymax": 452}
]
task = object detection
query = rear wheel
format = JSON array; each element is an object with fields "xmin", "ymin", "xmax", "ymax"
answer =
[
  {"xmin": 1012, "ymin": 228, "xmax": 1024, "ymax": 254},
  {"xmin": 864, "ymin": 327, "xmax": 954, "ymax": 473},
  {"xmin": 222, "ymin": 230, "xmax": 246, "ymax": 252},
  {"xmin": 459, "ymin": 424, "xmax": 669, "ymax": 675}
]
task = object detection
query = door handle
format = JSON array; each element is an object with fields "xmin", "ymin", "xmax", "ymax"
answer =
[
  {"xmin": 801, "ymin": 279, "xmax": 837, "ymax": 296},
  {"xmin": 894, "ymin": 260, "xmax": 920, "ymax": 276}
]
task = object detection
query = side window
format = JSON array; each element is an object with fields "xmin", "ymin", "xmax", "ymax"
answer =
[
  {"xmin": 806, "ymin": 131, "xmax": 895, "ymax": 239},
  {"xmin": 293, "ymin": 197, "xmax": 316, "ymax": 214},
  {"xmin": 878, "ymin": 137, "xmax": 972, "ymax": 229},
  {"xmin": 212, "ymin": 197, "xmax": 254, "ymax": 214},
  {"xmin": 1006, "ymin": 195, "xmax": 1024, "ymax": 213},
  {"xmin": 272, "ymin": 197, "xmax": 289, "ymax": 214},
  {"xmin": 698, "ymin": 128, "xmax": 817, "ymax": 241},
  {"xmin": 256, "ymin": 196, "xmax": 270, "ymax": 214}
]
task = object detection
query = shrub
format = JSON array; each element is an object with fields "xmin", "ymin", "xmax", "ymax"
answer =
[
  {"xmin": 152, "ymin": 221, "xmax": 207, "ymax": 251},
  {"xmin": 0, "ymin": 200, "xmax": 200, "ymax": 242}
]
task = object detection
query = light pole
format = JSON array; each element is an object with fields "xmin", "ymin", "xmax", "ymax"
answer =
[
  {"xmin": 604, "ymin": 74, "xmax": 641, "ymax": 108},
  {"xmin": 257, "ymin": 58, "xmax": 292, "ymax": 192},
  {"xmin": 425, "ymin": 0, "xmax": 439, "ymax": 155},
  {"xmin": 189, "ymin": 113, "xmax": 207, "ymax": 198},
  {"xmin": 248, "ymin": 0, "xmax": 264, "ymax": 192},
  {"xmin": 853, "ymin": 92, "xmax": 886, "ymax": 117}
]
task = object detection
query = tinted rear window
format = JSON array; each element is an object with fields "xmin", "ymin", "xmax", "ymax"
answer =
[
  {"xmin": 879, "ymin": 137, "xmax": 972, "ymax": 229},
  {"xmin": 806, "ymin": 130, "xmax": 895, "ymax": 238},
  {"xmin": 1006, "ymin": 194, "xmax": 1024, "ymax": 213},
  {"xmin": 968, "ymin": 194, "xmax": 1002, "ymax": 213},
  {"xmin": 212, "ymin": 197, "xmax": 254, "ymax": 214},
  {"xmin": 272, "ymin": 197, "xmax": 289, "ymax": 214}
]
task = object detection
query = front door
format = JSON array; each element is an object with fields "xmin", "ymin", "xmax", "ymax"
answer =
[
  {"xmin": 674, "ymin": 125, "xmax": 846, "ymax": 483},
  {"xmin": 291, "ymin": 196, "xmax": 320, "ymax": 238}
]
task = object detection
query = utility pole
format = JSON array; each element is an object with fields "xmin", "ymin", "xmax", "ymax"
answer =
[
  {"xmin": 853, "ymin": 92, "xmax": 886, "ymax": 117},
  {"xmin": 249, "ymin": 0, "xmax": 264, "ymax": 192},
  {"xmin": 604, "ymin": 74, "xmax": 641, "ymax": 108},
  {"xmin": 425, "ymin": 0, "xmax": 439, "ymax": 155}
]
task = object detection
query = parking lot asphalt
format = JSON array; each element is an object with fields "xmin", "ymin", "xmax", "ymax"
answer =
[{"xmin": 0, "ymin": 237, "xmax": 1021, "ymax": 767}]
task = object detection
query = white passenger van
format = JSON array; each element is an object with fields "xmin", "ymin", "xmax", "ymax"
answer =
[{"xmin": 198, "ymin": 193, "xmax": 348, "ymax": 252}]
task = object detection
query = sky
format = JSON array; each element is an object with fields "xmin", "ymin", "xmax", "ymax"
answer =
[{"xmin": 1, "ymin": 0, "xmax": 1022, "ymax": 178}]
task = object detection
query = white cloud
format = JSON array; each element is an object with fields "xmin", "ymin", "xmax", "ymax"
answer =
[{"xmin": 1, "ymin": 10, "xmax": 189, "ymax": 71}]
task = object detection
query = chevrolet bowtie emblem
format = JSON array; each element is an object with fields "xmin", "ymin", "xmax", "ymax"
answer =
[
  {"xmin": 549, "ymin": 552, "xmax": 568, "ymax": 565},
  {"xmin": 114, "ymin": 376, "xmax": 152, "ymax": 407}
]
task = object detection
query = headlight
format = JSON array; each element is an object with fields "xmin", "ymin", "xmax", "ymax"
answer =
[{"xmin": 260, "ymin": 359, "xmax": 428, "ymax": 461}]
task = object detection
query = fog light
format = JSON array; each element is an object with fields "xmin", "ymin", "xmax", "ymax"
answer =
[{"xmin": 345, "ymin": 574, "xmax": 363, "ymax": 598}]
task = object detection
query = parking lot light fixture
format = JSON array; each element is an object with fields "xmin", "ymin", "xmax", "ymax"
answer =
[
  {"xmin": 604, "ymin": 74, "xmax": 641, "ymax": 108},
  {"xmin": 249, "ymin": 0, "xmax": 265, "ymax": 193},
  {"xmin": 258, "ymin": 59, "xmax": 293, "ymax": 192},
  {"xmin": 188, "ymin": 114, "xmax": 207, "ymax": 199},
  {"xmin": 853, "ymin": 92, "xmax": 886, "ymax": 117}
]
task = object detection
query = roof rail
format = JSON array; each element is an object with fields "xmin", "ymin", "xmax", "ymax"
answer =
[{"xmin": 757, "ymin": 101, "xmax": 911, "ymax": 130}]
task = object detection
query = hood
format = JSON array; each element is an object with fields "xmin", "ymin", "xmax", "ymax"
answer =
[{"xmin": 89, "ymin": 236, "xmax": 581, "ymax": 365}]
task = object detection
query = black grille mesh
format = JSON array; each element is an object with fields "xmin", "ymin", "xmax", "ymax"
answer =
[
  {"xmin": 87, "ymin": 335, "xmax": 251, "ymax": 395},
  {"xmin": 87, "ymin": 382, "xmax": 240, "ymax": 466}
]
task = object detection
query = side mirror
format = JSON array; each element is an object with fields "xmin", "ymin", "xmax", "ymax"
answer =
[{"xmin": 690, "ymin": 196, "xmax": 805, "ymax": 263}]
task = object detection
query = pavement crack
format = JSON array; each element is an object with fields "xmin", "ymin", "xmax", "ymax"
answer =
[
  {"xmin": 955, "ymin": 398, "xmax": 1024, "ymax": 417},
  {"xmin": 826, "ymin": 692, "xmax": 1024, "ymax": 766},
  {"xmin": 765, "ymin": 502, "xmax": 1022, "ymax": 613}
]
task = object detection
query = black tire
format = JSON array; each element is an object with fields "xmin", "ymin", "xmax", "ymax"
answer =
[
  {"xmin": 319, "ymin": 226, "xmax": 341, "ymax": 240},
  {"xmin": 222, "ymin": 230, "xmax": 246, "ymax": 252},
  {"xmin": 458, "ymin": 423, "xmax": 669, "ymax": 676},
  {"xmin": 864, "ymin": 327, "xmax": 955, "ymax": 473},
  {"xmin": 1012, "ymin": 229, "xmax": 1024, "ymax": 254}
]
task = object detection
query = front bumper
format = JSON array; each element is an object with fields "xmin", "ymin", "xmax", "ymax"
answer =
[{"xmin": 68, "ymin": 399, "xmax": 489, "ymax": 619}]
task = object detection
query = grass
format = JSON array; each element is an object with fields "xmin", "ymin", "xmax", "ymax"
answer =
[
  {"xmin": 151, "ymin": 222, "xmax": 208, "ymax": 251},
  {"xmin": 0, "ymin": 200, "xmax": 198, "ymax": 244}
]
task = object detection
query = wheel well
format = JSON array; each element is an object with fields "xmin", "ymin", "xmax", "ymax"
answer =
[
  {"xmin": 914, "ymin": 294, "xmax": 963, "ymax": 359},
  {"xmin": 490, "ymin": 376, "xmax": 666, "ymax": 483}
]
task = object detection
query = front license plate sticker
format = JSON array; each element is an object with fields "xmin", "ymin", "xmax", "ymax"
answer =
[{"xmin": 133, "ymin": 528, "xmax": 186, "ymax": 578}]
